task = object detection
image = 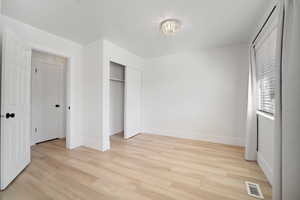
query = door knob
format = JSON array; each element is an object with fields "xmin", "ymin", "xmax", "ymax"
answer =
[{"xmin": 5, "ymin": 113, "xmax": 15, "ymax": 119}]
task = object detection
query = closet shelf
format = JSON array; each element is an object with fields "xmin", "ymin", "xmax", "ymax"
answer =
[{"xmin": 110, "ymin": 78, "xmax": 125, "ymax": 82}]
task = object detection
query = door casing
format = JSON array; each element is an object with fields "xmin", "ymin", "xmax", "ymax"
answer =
[{"xmin": 31, "ymin": 50, "xmax": 67, "ymax": 145}]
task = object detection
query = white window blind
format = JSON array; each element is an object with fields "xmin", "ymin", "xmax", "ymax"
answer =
[{"xmin": 254, "ymin": 25, "xmax": 278, "ymax": 115}]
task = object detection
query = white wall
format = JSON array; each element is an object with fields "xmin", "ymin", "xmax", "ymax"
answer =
[
  {"xmin": 257, "ymin": 114, "xmax": 274, "ymax": 184},
  {"xmin": 81, "ymin": 39, "xmax": 144, "ymax": 151},
  {"xmin": 110, "ymin": 62, "xmax": 125, "ymax": 80},
  {"xmin": 81, "ymin": 40, "xmax": 102, "ymax": 150},
  {"xmin": 102, "ymin": 40, "xmax": 144, "ymax": 150},
  {"xmin": 109, "ymin": 81, "xmax": 124, "ymax": 136},
  {"xmin": 109, "ymin": 62, "xmax": 124, "ymax": 136},
  {"xmin": 142, "ymin": 44, "xmax": 248, "ymax": 146},
  {"xmin": 0, "ymin": 16, "xmax": 84, "ymax": 149}
]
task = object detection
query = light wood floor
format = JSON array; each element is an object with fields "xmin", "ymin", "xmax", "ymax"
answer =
[{"xmin": 0, "ymin": 133, "xmax": 272, "ymax": 200}]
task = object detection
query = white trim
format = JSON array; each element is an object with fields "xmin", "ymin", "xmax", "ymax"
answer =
[
  {"xmin": 143, "ymin": 130, "xmax": 244, "ymax": 147},
  {"xmin": 258, "ymin": 151, "xmax": 273, "ymax": 185},
  {"xmin": 30, "ymin": 47, "xmax": 72, "ymax": 149},
  {"xmin": 101, "ymin": 40, "xmax": 144, "ymax": 151},
  {"xmin": 31, "ymin": 50, "xmax": 68, "ymax": 146},
  {"xmin": 256, "ymin": 111, "xmax": 275, "ymax": 120}
]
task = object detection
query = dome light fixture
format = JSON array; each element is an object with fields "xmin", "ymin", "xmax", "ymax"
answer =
[{"xmin": 160, "ymin": 19, "xmax": 181, "ymax": 35}]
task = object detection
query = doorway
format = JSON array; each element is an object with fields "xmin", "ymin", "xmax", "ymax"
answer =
[
  {"xmin": 31, "ymin": 50, "xmax": 67, "ymax": 145},
  {"xmin": 109, "ymin": 62, "xmax": 125, "ymax": 146}
]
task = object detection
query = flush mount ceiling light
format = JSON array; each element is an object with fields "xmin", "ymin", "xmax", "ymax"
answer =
[{"xmin": 160, "ymin": 19, "xmax": 181, "ymax": 35}]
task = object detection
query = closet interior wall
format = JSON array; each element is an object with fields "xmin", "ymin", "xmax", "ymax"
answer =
[{"xmin": 109, "ymin": 62, "xmax": 125, "ymax": 136}]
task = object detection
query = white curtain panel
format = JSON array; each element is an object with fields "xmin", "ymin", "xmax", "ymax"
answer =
[
  {"xmin": 272, "ymin": 0, "xmax": 300, "ymax": 200},
  {"xmin": 244, "ymin": 1, "xmax": 300, "ymax": 199},
  {"xmin": 273, "ymin": 1, "xmax": 284, "ymax": 200},
  {"xmin": 280, "ymin": 1, "xmax": 300, "ymax": 200},
  {"xmin": 245, "ymin": 47, "xmax": 258, "ymax": 161},
  {"xmin": 245, "ymin": 3, "xmax": 279, "ymax": 162}
]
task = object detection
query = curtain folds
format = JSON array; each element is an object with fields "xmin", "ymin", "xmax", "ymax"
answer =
[
  {"xmin": 278, "ymin": 1, "xmax": 300, "ymax": 200},
  {"xmin": 272, "ymin": 1, "xmax": 284, "ymax": 200},
  {"xmin": 245, "ymin": 46, "xmax": 258, "ymax": 161},
  {"xmin": 246, "ymin": 1, "xmax": 300, "ymax": 199}
]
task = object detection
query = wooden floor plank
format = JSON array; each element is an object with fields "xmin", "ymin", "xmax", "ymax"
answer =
[{"xmin": 0, "ymin": 134, "xmax": 272, "ymax": 200}]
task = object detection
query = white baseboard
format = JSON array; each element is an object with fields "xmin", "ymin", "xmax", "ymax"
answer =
[
  {"xmin": 142, "ymin": 129, "xmax": 244, "ymax": 146},
  {"xmin": 101, "ymin": 141, "xmax": 110, "ymax": 152},
  {"xmin": 257, "ymin": 151, "xmax": 273, "ymax": 185},
  {"xmin": 68, "ymin": 140, "xmax": 83, "ymax": 149},
  {"xmin": 84, "ymin": 137, "xmax": 102, "ymax": 151},
  {"xmin": 110, "ymin": 130, "xmax": 123, "ymax": 136}
]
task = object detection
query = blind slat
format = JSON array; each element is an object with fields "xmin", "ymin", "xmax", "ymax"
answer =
[{"xmin": 255, "ymin": 25, "xmax": 278, "ymax": 115}]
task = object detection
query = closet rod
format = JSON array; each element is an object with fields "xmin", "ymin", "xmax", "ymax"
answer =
[
  {"xmin": 252, "ymin": 5, "xmax": 277, "ymax": 45},
  {"xmin": 110, "ymin": 78, "xmax": 125, "ymax": 82}
]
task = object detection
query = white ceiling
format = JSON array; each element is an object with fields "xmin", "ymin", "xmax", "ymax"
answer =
[{"xmin": 3, "ymin": 0, "xmax": 271, "ymax": 58}]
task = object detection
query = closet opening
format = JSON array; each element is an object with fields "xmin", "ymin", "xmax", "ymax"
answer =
[
  {"xmin": 109, "ymin": 61, "xmax": 125, "ymax": 148},
  {"xmin": 31, "ymin": 50, "xmax": 68, "ymax": 148}
]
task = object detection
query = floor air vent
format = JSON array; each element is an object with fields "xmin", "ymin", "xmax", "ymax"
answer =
[{"xmin": 245, "ymin": 181, "xmax": 264, "ymax": 199}]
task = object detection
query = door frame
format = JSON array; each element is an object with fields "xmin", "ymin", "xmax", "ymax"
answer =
[
  {"xmin": 123, "ymin": 66, "xmax": 142, "ymax": 139},
  {"xmin": 108, "ymin": 61, "xmax": 126, "ymax": 138},
  {"xmin": 30, "ymin": 47, "xmax": 71, "ymax": 149},
  {"xmin": 105, "ymin": 61, "xmax": 141, "ymax": 142},
  {"xmin": 106, "ymin": 60, "xmax": 129, "ymax": 148},
  {"xmin": 102, "ymin": 44, "xmax": 143, "ymax": 151}
]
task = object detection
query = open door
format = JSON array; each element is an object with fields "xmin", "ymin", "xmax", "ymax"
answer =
[
  {"xmin": 124, "ymin": 67, "xmax": 141, "ymax": 139},
  {"xmin": 1, "ymin": 30, "xmax": 32, "ymax": 190}
]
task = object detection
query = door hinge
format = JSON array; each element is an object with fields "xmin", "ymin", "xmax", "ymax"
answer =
[
  {"xmin": 34, "ymin": 128, "xmax": 38, "ymax": 133},
  {"xmin": 34, "ymin": 68, "xmax": 38, "ymax": 73}
]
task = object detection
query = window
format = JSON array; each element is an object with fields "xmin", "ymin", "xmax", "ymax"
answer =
[{"xmin": 254, "ymin": 25, "xmax": 278, "ymax": 115}]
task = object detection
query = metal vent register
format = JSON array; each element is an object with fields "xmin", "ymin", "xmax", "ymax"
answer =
[{"xmin": 245, "ymin": 181, "xmax": 264, "ymax": 199}]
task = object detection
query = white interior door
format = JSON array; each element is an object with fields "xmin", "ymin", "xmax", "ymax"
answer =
[
  {"xmin": 124, "ymin": 67, "xmax": 141, "ymax": 139},
  {"xmin": 0, "ymin": 30, "xmax": 31, "ymax": 190},
  {"xmin": 31, "ymin": 55, "xmax": 65, "ymax": 143}
]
